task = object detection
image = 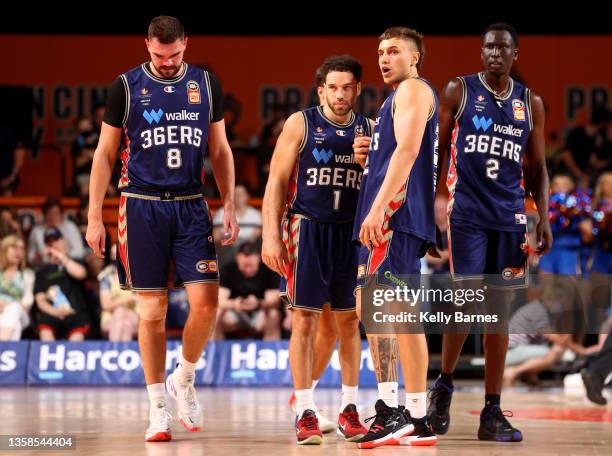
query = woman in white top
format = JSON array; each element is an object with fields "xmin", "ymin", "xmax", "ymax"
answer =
[{"xmin": 0, "ymin": 234, "xmax": 35, "ymax": 340}]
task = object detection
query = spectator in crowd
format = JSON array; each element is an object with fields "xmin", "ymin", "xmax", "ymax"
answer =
[
  {"xmin": 213, "ymin": 184, "xmax": 262, "ymax": 266},
  {"xmin": 504, "ymin": 282, "xmax": 600, "ymax": 386},
  {"xmin": 538, "ymin": 174, "xmax": 592, "ymax": 274},
  {"xmin": 0, "ymin": 126, "xmax": 26, "ymax": 197},
  {"xmin": 0, "ymin": 235, "xmax": 34, "ymax": 340},
  {"xmin": 98, "ymin": 244, "xmax": 138, "ymax": 342},
  {"xmin": 34, "ymin": 227, "xmax": 90, "ymax": 341},
  {"xmin": 559, "ymin": 107, "xmax": 612, "ymax": 188},
  {"xmin": 0, "ymin": 206, "xmax": 21, "ymax": 238},
  {"xmin": 257, "ymin": 106, "xmax": 287, "ymax": 195},
  {"xmin": 215, "ymin": 241, "xmax": 281, "ymax": 340},
  {"xmin": 71, "ymin": 117, "xmax": 99, "ymax": 197},
  {"xmin": 27, "ymin": 197, "xmax": 85, "ymax": 267}
]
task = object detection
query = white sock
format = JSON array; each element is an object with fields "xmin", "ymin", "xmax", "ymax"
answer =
[
  {"xmin": 175, "ymin": 352, "xmax": 197, "ymax": 385},
  {"xmin": 340, "ymin": 385, "xmax": 358, "ymax": 412},
  {"xmin": 295, "ymin": 388, "xmax": 316, "ymax": 416},
  {"xmin": 378, "ymin": 382, "xmax": 398, "ymax": 408},
  {"xmin": 405, "ymin": 392, "xmax": 427, "ymax": 419},
  {"xmin": 147, "ymin": 383, "xmax": 166, "ymax": 410},
  {"xmin": 311, "ymin": 378, "xmax": 320, "ymax": 391}
]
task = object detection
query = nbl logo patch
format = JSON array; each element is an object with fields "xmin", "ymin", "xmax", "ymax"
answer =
[
  {"xmin": 187, "ymin": 80, "xmax": 201, "ymax": 104},
  {"xmin": 512, "ymin": 99, "xmax": 526, "ymax": 121},
  {"xmin": 196, "ymin": 260, "xmax": 217, "ymax": 273}
]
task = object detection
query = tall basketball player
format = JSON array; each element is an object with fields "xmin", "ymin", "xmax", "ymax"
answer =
[{"xmin": 428, "ymin": 23, "xmax": 552, "ymax": 442}]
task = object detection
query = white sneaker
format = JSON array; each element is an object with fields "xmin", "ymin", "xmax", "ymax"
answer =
[
  {"xmin": 316, "ymin": 409, "xmax": 337, "ymax": 433},
  {"xmin": 166, "ymin": 372, "xmax": 202, "ymax": 432},
  {"xmin": 145, "ymin": 401, "xmax": 172, "ymax": 442}
]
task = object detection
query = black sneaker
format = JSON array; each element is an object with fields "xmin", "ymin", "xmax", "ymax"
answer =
[
  {"xmin": 427, "ymin": 376, "xmax": 453, "ymax": 434},
  {"xmin": 356, "ymin": 400, "xmax": 414, "ymax": 449},
  {"xmin": 478, "ymin": 405, "xmax": 523, "ymax": 442},
  {"xmin": 581, "ymin": 368, "xmax": 607, "ymax": 405},
  {"xmin": 399, "ymin": 411, "xmax": 438, "ymax": 447}
]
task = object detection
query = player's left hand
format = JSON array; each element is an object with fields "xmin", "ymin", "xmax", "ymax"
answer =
[
  {"xmin": 535, "ymin": 218, "xmax": 553, "ymax": 255},
  {"xmin": 359, "ymin": 207, "xmax": 385, "ymax": 250},
  {"xmin": 221, "ymin": 204, "xmax": 240, "ymax": 246}
]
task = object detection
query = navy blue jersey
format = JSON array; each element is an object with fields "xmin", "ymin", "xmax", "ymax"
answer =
[
  {"xmin": 286, "ymin": 106, "xmax": 372, "ymax": 223},
  {"xmin": 354, "ymin": 78, "xmax": 439, "ymax": 244},
  {"xmin": 118, "ymin": 63, "xmax": 213, "ymax": 192},
  {"xmin": 447, "ymin": 73, "xmax": 534, "ymax": 232}
]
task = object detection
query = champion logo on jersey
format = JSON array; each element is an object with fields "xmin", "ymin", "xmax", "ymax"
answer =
[
  {"xmin": 312, "ymin": 148, "xmax": 333, "ymax": 164},
  {"xmin": 472, "ymin": 115, "xmax": 493, "ymax": 132},
  {"xmin": 336, "ymin": 130, "xmax": 347, "ymax": 137},
  {"xmin": 163, "ymin": 86, "xmax": 176, "ymax": 93},
  {"xmin": 143, "ymin": 109, "xmax": 164, "ymax": 125}
]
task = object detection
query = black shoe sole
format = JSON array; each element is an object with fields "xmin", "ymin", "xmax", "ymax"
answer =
[
  {"xmin": 581, "ymin": 369, "xmax": 608, "ymax": 406},
  {"xmin": 478, "ymin": 428, "xmax": 523, "ymax": 442}
]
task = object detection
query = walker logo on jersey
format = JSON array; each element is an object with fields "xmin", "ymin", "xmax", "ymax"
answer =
[
  {"xmin": 512, "ymin": 99, "xmax": 526, "ymax": 121},
  {"xmin": 336, "ymin": 130, "xmax": 347, "ymax": 137},
  {"xmin": 196, "ymin": 260, "xmax": 218, "ymax": 273},
  {"xmin": 312, "ymin": 148, "xmax": 334, "ymax": 164},
  {"xmin": 142, "ymin": 109, "xmax": 164, "ymax": 125},
  {"xmin": 187, "ymin": 80, "xmax": 201, "ymax": 104},
  {"xmin": 472, "ymin": 115, "xmax": 493, "ymax": 132},
  {"xmin": 493, "ymin": 124, "xmax": 524, "ymax": 137},
  {"xmin": 163, "ymin": 86, "xmax": 176, "ymax": 93}
]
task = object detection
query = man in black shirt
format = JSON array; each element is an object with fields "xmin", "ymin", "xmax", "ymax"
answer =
[
  {"xmin": 217, "ymin": 241, "xmax": 281, "ymax": 339},
  {"xmin": 34, "ymin": 227, "xmax": 90, "ymax": 341}
]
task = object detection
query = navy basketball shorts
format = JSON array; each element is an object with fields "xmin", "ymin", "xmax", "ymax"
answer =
[
  {"xmin": 356, "ymin": 230, "xmax": 427, "ymax": 291},
  {"xmin": 448, "ymin": 218, "xmax": 529, "ymax": 288},
  {"xmin": 279, "ymin": 214, "xmax": 357, "ymax": 312},
  {"xmin": 117, "ymin": 191, "xmax": 218, "ymax": 291}
]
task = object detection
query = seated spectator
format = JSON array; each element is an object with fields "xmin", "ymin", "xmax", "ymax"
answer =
[
  {"xmin": 215, "ymin": 241, "xmax": 281, "ymax": 340},
  {"xmin": 98, "ymin": 244, "xmax": 138, "ymax": 342},
  {"xmin": 0, "ymin": 206, "xmax": 21, "ymax": 238},
  {"xmin": 71, "ymin": 117, "xmax": 98, "ymax": 197},
  {"xmin": 28, "ymin": 197, "xmax": 85, "ymax": 267},
  {"xmin": 0, "ymin": 126, "xmax": 26, "ymax": 196},
  {"xmin": 213, "ymin": 184, "xmax": 262, "ymax": 266},
  {"xmin": 0, "ymin": 235, "xmax": 34, "ymax": 340},
  {"xmin": 34, "ymin": 227, "xmax": 90, "ymax": 341},
  {"xmin": 504, "ymin": 282, "xmax": 599, "ymax": 386}
]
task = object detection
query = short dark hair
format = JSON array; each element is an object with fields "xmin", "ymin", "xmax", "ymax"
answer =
[
  {"xmin": 237, "ymin": 241, "xmax": 260, "ymax": 256},
  {"xmin": 317, "ymin": 55, "xmax": 362, "ymax": 84},
  {"xmin": 42, "ymin": 197, "xmax": 62, "ymax": 215},
  {"xmin": 379, "ymin": 27, "xmax": 425, "ymax": 70},
  {"xmin": 148, "ymin": 16, "xmax": 185, "ymax": 44},
  {"xmin": 481, "ymin": 23, "xmax": 519, "ymax": 47}
]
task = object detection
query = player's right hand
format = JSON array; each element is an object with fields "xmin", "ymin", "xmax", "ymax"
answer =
[
  {"xmin": 261, "ymin": 237, "xmax": 289, "ymax": 278},
  {"xmin": 86, "ymin": 218, "xmax": 106, "ymax": 259},
  {"xmin": 353, "ymin": 136, "xmax": 371, "ymax": 169}
]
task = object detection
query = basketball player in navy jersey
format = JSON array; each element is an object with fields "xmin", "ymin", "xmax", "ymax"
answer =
[
  {"xmin": 262, "ymin": 55, "xmax": 370, "ymax": 445},
  {"xmin": 427, "ymin": 23, "xmax": 552, "ymax": 442},
  {"xmin": 353, "ymin": 27, "xmax": 438, "ymax": 448},
  {"xmin": 86, "ymin": 16, "xmax": 239, "ymax": 442},
  {"xmin": 287, "ymin": 67, "xmax": 344, "ymax": 434}
]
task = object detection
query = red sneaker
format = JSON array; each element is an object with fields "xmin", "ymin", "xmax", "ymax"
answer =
[
  {"xmin": 337, "ymin": 404, "xmax": 368, "ymax": 442},
  {"xmin": 295, "ymin": 409, "xmax": 323, "ymax": 445}
]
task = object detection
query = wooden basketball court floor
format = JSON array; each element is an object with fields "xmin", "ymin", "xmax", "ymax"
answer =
[{"xmin": 1, "ymin": 384, "xmax": 610, "ymax": 455}]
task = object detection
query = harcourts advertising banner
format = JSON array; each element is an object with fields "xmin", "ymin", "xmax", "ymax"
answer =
[
  {"xmin": 16, "ymin": 341, "xmax": 379, "ymax": 386},
  {"xmin": 0, "ymin": 342, "xmax": 30, "ymax": 385}
]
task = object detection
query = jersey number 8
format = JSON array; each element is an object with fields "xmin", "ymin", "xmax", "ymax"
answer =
[{"xmin": 167, "ymin": 148, "xmax": 182, "ymax": 169}]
